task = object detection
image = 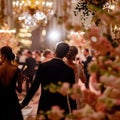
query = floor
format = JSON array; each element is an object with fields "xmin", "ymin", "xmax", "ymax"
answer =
[
  {"xmin": 18, "ymin": 82, "xmax": 41, "ymax": 120},
  {"xmin": 18, "ymin": 79, "xmax": 87, "ymax": 120}
]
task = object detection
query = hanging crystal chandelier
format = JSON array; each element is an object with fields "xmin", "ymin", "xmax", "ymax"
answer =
[{"xmin": 12, "ymin": 0, "xmax": 54, "ymax": 29}]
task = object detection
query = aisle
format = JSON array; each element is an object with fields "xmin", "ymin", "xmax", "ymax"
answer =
[{"xmin": 18, "ymin": 87, "xmax": 41, "ymax": 120}]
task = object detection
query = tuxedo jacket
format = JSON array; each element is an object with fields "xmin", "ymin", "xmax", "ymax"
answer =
[
  {"xmin": 22, "ymin": 58, "xmax": 76, "ymax": 114},
  {"xmin": 23, "ymin": 56, "xmax": 36, "ymax": 76},
  {"xmin": 82, "ymin": 55, "xmax": 93, "ymax": 88}
]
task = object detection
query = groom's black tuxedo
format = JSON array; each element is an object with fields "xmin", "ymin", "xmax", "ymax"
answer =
[{"xmin": 21, "ymin": 58, "xmax": 76, "ymax": 114}]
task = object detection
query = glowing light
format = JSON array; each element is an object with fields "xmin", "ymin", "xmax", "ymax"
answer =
[
  {"xmin": 47, "ymin": 30, "xmax": 61, "ymax": 42},
  {"xmin": 20, "ymin": 39, "xmax": 32, "ymax": 47},
  {"xmin": 91, "ymin": 36, "xmax": 97, "ymax": 42},
  {"xmin": 80, "ymin": 31, "xmax": 85, "ymax": 35},
  {"xmin": 42, "ymin": 29, "xmax": 46, "ymax": 36},
  {"xmin": 0, "ymin": 29, "xmax": 16, "ymax": 33}
]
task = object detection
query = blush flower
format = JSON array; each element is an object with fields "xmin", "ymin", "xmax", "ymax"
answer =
[
  {"xmin": 82, "ymin": 89, "xmax": 98, "ymax": 108},
  {"xmin": 85, "ymin": 26, "xmax": 101, "ymax": 41},
  {"xmin": 70, "ymin": 83, "xmax": 82, "ymax": 100},
  {"xmin": 57, "ymin": 82, "xmax": 70, "ymax": 96},
  {"xmin": 47, "ymin": 106, "xmax": 64, "ymax": 120}
]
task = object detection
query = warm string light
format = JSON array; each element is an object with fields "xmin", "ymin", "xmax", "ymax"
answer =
[
  {"xmin": 0, "ymin": 29, "xmax": 16, "ymax": 33},
  {"xmin": 18, "ymin": 28, "xmax": 32, "ymax": 47},
  {"xmin": 0, "ymin": 24, "xmax": 20, "ymax": 52}
]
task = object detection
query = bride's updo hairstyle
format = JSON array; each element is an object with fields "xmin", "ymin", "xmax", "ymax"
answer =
[
  {"xmin": 1, "ymin": 46, "xmax": 15, "ymax": 61},
  {"xmin": 66, "ymin": 46, "xmax": 78, "ymax": 60}
]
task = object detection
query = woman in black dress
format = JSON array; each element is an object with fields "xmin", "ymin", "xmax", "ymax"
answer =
[{"xmin": 0, "ymin": 46, "xmax": 23, "ymax": 120}]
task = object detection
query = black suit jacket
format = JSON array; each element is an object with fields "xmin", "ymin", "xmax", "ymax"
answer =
[
  {"xmin": 23, "ymin": 56, "xmax": 36, "ymax": 76},
  {"xmin": 82, "ymin": 55, "xmax": 93, "ymax": 88},
  {"xmin": 22, "ymin": 58, "xmax": 76, "ymax": 114}
]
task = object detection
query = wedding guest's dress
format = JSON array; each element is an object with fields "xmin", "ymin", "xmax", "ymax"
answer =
[{"xmin": 0, "ymin": 68, "xmax": 23, "ymax": 120}]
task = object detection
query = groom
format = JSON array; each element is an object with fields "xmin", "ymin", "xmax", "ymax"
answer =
[{"xmin": 20, "ymin": 42, "xmax": 76, "ymax": 118}]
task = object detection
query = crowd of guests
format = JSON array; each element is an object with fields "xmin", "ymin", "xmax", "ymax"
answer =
[
  {"xmin": 16, "ymin": 48, "xmax": 54, "ymax": 93},
  {"xmin": 0, "ymin": 42, "xmax": 97, "ymax": 120}
]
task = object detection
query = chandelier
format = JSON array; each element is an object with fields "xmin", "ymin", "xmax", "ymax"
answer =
[{"xmin": 12, "ymin": 0, "xmax": 54, "ymax": 29}]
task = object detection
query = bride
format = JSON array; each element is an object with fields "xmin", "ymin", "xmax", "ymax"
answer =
[{"xmin": 65, "ymin": 45, "xmax": 86, "ymax": 109}]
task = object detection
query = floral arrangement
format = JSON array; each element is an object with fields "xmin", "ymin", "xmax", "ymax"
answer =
[
  {"xmin": 81, "ymin": 0, "xmax": 120, "ymax": 119},
  {"xmin": 66, "ymin": 31, "xmax": 90, "ymax": 48}
]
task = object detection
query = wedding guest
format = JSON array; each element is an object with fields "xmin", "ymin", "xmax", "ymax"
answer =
[
  {"xmin": 19, "ymin": 49, "xmax": 28, "ymax": 63},
  {"xmin": 16, "ymin": 51, "xmax": 22, "ymax": 64},
  {"xmin": 23, "ymin": 50, "xmax": 36, "ymax": 93},
  {"xmin": 65, "ymin": 45, "xmax": 86, "ymax": 109},
  {"xmin": 18, "ymin": 49, "xmax": 28, "ymax": 71},
  {"xmin": 34, "ymin": 50, "xmax": 42, "ymax": 73},
  {"xmin": 75, "ymin": 57, "xmax": 84, "ymax": 66},
  {"xmin": 34, "ymin": 50, "xmax": 41, "ymax": 64},
  {"xmin": 0, "ymin": 46, "xmax": 23, "ymax": 120},
  {"xmin": 20, "ymin": 42, "xmax": 76, "ymax": 119},
  {"xmin": 82, "ymin": 48, "xmax": 93, "ymax": 89},
  {"xmin": 42, "ymin": 49, "xmax": 54, "ymax": 63}
]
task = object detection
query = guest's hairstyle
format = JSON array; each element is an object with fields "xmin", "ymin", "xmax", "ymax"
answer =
[
  {"xmin": 1, "ymin": 46, "xmax": 15, "ymax": 61},
  {"xmin": 43, "ymin": 49, "xmax": 52, "ymax": 57},
  {"xmin": 35, "ymin": 50, "xmax": 41, "ymax": 56},
  {"xmin": 27, "ymin": 50, "xmax": 32, "ymax": 55},
  {"xmin": 84, "ymin": 48, "xmax": 89, "ymax": 53},
  {"xmin": 66, "ymin": 46, "xmax": 78, "ymax": 60},
  {"xmin": 55, "ymin": 42, "xmax": 69, "ymax": 58}
]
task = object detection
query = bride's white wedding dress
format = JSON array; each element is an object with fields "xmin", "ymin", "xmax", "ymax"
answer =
[{"xmin": 89, "ymin": 75, "xmax": 101, "ymax": 95}]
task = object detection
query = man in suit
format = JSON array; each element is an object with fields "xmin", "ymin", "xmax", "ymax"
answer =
[
  {"xmin": 21, "ymin": 42, "xmax": 76, "ymax": 118},
  {"xmin": 23, "ymin": 50, "xmax": 36, "ymax": 93},
  {"xmin": 82, "ymin": 48, "xmax": 93, "ymax": 89}
]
